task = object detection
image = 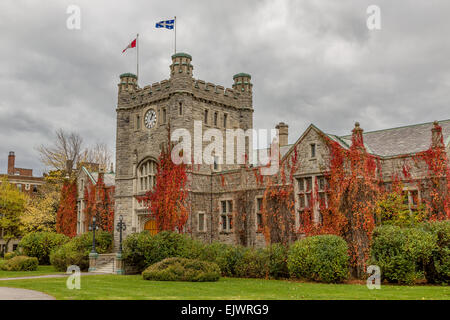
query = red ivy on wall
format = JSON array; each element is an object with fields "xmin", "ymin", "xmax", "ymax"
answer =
[
  {"xmin": 83, "ymin": 173, "xmax": 115, "ymax": 233},
  {"xmin": 56, "ymin": 181, "xmax": 78, "ymax": 237},
  {"xmin": 414, "ymin": 122, "xmax": 450, "ymax": 220},
  {"xmin": 137, "ymin": 130, "xmax": 189, "ymax": 233}
]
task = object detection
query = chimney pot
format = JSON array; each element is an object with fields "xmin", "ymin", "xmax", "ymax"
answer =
[{"xmin": 276, "ymin": 122, "xmax": 289, "ymax": 147}]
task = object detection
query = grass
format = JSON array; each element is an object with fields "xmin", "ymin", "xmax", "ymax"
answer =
[
  {"xmin": 0, "ymin": 265, "xmax": 62, "ymax": 279},
  {"xmin": 0, "ymin": 275, "xmax": 448, "ymax": 300}
]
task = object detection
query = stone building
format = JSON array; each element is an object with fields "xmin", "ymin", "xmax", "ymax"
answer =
[
  {"xmin": 112, "ymin": 53, "xmax": 450, "ymax": 250},
  {"xmin": 75, "ymin": 164, "xmax": 115, "ymax": 235}
]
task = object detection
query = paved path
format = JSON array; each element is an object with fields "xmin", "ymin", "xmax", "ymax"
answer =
[
  {"xmin": 0, "ymin": 273, "xmax": 109, "ymax": 300},
  {"xmin": 0, "ymin": 287, "xmax": 55, "ymax": 300},
  {"xmin": 0, "ymin": 272, "xmax": 108, "ymax": 281}
]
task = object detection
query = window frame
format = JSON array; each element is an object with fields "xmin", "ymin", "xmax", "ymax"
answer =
[
  {"xmin": 220, "ymin": 199, "xmax": 233, "ymax": 232},
  {"xmin": 255, "ymin": 196, "xmax": 263, "ymax": 232},
  {"xmin": 197, "ymin": 212, "xmax": 206, "ymax": 232},
  {"xmin": 137, "ymin": 159, "xmax": 157, "ymax": 193}
]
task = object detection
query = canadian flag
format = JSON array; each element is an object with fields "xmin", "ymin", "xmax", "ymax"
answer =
[{"xmin": 122, "ymin": 38, "xmax": 136, "ymax": 53}]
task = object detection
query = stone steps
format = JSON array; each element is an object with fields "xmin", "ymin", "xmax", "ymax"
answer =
[{"xmin": 94, "ymin": 261, "xmax": 115, "ymax": 274}]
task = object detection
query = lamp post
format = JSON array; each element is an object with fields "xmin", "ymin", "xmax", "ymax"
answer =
[
  {"xmin": 88, "ymin": 216, "xmax": 99, "ymax": 272},
  {"xmin": 89, "ymin": 216, "xmax": 98, "ymax": 254},
  {"xmin": 116, "ymin": 215, "xmax": 127, "ymax": 254},
  {"xmin": 115, "ymin": 215, "xmax": 127, "ymax": 275}
]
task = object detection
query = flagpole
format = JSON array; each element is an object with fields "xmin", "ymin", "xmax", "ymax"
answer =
[
  {"xmin": 136, "ymin": 33, "xmax": 139, "ymax": 85},
  {"xmin": 174, "ymin": 16, "xmax": 177, "ymax": 54}
]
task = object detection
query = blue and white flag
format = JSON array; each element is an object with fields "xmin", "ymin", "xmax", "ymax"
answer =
[{"xmin": 155, "ymin": 19, "xmax": 175, "ymax": 30}]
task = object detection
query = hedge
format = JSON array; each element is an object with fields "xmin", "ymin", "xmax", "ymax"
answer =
[
  {"xmin": 142, "ymin": 257, "xmax": 220, "ymax": 282},
  {"xmin": 50, "ymin": 231, "xmax": 113, "ymax": 271},
  {"xmin": 0, "ymin": 256, "xmax": 38, "ymax": 271},
  {"xmin": 288, "ymin": 235, "xmax": 349, "ymax": 283},
  {"xmin": 420, "ymin": 220, "xmax": 450, "ymax": 284},
  {"xmin": 19, "ymin": 232, "xmax": 69, "ymax": 265},
  {"xmin": 369, "ymin": 225, "xmax": 436, "ymax": 284},
  {"xmin": 122, "ymin": 231, "xmax": 204, "ymax": 272},
  {"xmin": 122, "ymin": 232, "xmax": 291, "ymax": 279}
]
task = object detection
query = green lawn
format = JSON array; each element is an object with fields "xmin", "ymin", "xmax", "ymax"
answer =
[
  {"xmin": 0, "ymin": 265, "xmax": 62, "ymax": 279},
  {"xmin": 0, "ymin": 275, "xmax": 448, "ymax": 300}
]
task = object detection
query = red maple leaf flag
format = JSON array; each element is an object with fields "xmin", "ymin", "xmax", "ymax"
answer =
[{"xmin": 122, "ymin": 38, "xmax": 137, "ymax": 53}]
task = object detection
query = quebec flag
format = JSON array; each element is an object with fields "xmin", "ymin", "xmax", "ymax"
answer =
[{"xmin": 155, "ymin": 19, "xmax": 175, "ymax": 30}]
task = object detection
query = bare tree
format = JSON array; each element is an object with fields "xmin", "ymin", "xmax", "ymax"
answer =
[
  {"xmin": 37, "ymin": 128, "xmax": 85, "ymax": 175},
  {"xmin": 84, "ymin": 142, "xmax": 113, "ymax": 171}
]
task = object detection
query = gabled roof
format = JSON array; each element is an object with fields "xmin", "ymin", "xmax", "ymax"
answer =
[
  {"xmin": 339, "ymin": 119, "xmax": 450, "ymax": 157},
  {"xmin": 273, "ymin": 119, "xmax": 450, "ymax": 163},
  {"xmin": 80, "ymin": 166, "xmax": 115, "ymax": 187}
]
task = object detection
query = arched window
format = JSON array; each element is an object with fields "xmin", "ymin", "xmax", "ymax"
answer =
[{"xmin": 138, "ymin": 160, "xmax": 156, "ymax": 192}]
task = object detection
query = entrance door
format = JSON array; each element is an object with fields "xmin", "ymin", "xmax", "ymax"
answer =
[{"xmin": 144, "ymin": 219, "xmax": 158, "ymax": 235}]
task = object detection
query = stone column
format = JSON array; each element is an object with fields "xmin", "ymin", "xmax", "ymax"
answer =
[{"xmin": 88, "ymin": 252, "xmax": 98, "ymax": 272}]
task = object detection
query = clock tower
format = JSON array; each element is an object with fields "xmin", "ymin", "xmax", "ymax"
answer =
[{"xmin": 114, "ymin": 52, "xmax": 253, "ymax": 250}]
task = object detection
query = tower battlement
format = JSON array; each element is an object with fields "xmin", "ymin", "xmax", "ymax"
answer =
[{"xmin": 117, "ymin": 53, "xmax": 253, "ymax": 111}]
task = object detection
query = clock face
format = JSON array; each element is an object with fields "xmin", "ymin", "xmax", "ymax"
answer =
[{"xmin": 144, "ymin": 109, "xmax": 157, "ymax": 129}]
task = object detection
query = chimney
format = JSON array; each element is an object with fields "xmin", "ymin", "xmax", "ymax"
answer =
[
  {"xmin": 7, "ymin": 151, "xmax": 15, "ymax": 175},
  {"xmin": 98, "ymin": 166, "xmax": 105, "ymax": 185},
  {"xmin": 431, "ymin": 120, "xmax": 445, "ymax": 149},
  {"xmin": 351, "ymin": 122, "xmax": 365, "ymax": 149},
  {"xmin": 276, "ymin": 122, "xmax": 289, "ymax": 147}
]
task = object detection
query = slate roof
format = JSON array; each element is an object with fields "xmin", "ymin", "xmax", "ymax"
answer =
[{"xmin": 338, "ymin": 119, "xmax": 450, "ymax": 157}]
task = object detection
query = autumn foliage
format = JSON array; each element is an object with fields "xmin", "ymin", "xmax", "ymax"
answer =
[
  {"xmin": 138, "ymin": 135, "xmax": 189, "ymax": 233},
  {"xmin": 83, "ymin": 173, "xmax": 115, "ymax": 233},
  {"xmin": 414, "ymin": 122, "xmax": 450, "ymax": 221},
  {"xmin": 56, "ymin": 180, "xmax": 77, "ymax": 237}
]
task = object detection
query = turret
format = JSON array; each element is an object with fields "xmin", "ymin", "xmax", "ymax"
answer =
[
  {"xmin": 118, "ymin": 73, "xmax": 138, "ymax": 93},
  {"xmin": 233, "ymin": 73, "xmax": 253, "ymax": 110},
  {"xmin": 170, "ymin": 52, "xmax": 193, "ymax": 78},
  {"xmin": 232, "ymin": 73, "xmax": 252, "ymax": 94}
]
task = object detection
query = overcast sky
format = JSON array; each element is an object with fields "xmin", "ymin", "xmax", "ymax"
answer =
[{"xmin": 1, "ymin": 0, "xmax": 449, "ymax": 175}]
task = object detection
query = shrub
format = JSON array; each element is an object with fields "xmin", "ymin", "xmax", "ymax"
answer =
[
  {"xmin": 234, "ymin": 247, "xmax": 269, "ymax": 278},
  {"xmin": 50, "ymin": 231, "xmax": 112, "ymax": 271},
  {"xmin": 213, "ymin": 244, "xmax": 247, "ymax": 277},
  {"xmin": 288, "ymin": 235, "xmax": 349, "ymax": 283},
  {"xmin": 0, "ymin": 256, "xmax": 38, "ymax": 271},
  {"xmin": 370, "ymin": 225, "xmax": 436, "ymax": 284},
  {"xmin": 142, "ymin": 257, "xmax": 220, "ymax": 282},
  {"xmin": 19, "ymin": 232, "xmax": 69, "ymax": 265},
  {"xmin": 4, "ymin": 251, "xmax": 20, "ymax": 260},
  {"xmin": 122, "ymin": 231, "xmax": 204, "ymax": 272},
  {"xmin": 420, "ymin": 220, "xmax": 450, "ymax": 284},
  {"xmin": 265, "ymin": 243, "xmax": 290, "ymax": 279}
]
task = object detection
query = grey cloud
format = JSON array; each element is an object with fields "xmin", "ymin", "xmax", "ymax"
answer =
[{"xmin": 1, "ymin": 0, "xmax": 450, "ymax": 175}]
